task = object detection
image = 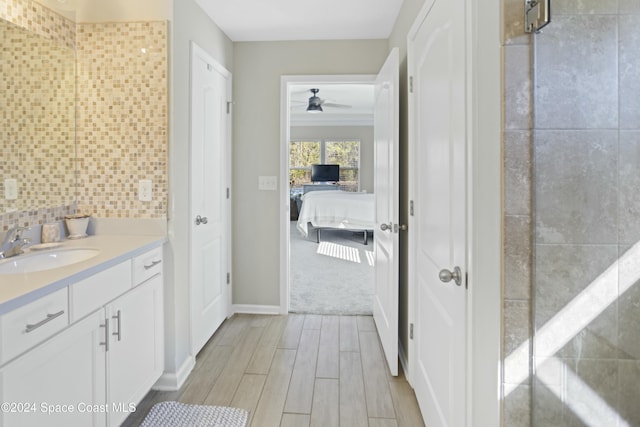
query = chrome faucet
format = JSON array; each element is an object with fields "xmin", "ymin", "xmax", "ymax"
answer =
[{"xmin": 0, "ymin": 225, "xmax": 31, "ymax": 259}]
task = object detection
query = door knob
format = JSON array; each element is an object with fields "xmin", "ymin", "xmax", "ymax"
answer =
[
  {"xmin": 195, "ymin": 215, "xmax": 208, "ymax": 225},
  {"xmin": 380, "ymin": 223, "xmax": 392, "ymax": 231},
  {"xmin": 439, "ymin": 266, "xmax": 462, "ymax": 287}
]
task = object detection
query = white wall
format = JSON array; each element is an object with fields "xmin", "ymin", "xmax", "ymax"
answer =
[
  {"xmin": 232, "ymin": 40, "xmax": 388, "ymax": 307},
  {"xmin": 289, "ymin": 125, "xmax": 374, "ymax": 192},
  {"xmin": 162, "ymin": 0, "xmax": 233, "ymax": 387}
]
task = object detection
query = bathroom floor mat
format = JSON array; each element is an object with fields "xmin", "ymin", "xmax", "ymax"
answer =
[{"xmin": 139, "ymin": 401, "xmax": 248, "ymax": 427}]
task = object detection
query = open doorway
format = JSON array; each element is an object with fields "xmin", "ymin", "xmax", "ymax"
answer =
[{"xmin": 280, "ymin": 76, "xmax": 377, "ymax": 315}]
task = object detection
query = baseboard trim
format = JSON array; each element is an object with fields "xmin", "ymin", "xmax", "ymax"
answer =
[
  {"xmin": 399, "ymin": 339, "xmax": 411, "ymax": 385},
  {"xmin": 232, "ymin": 304, "xmax": 281, "ymax": 315},
  {"xmin": 152, "ymin": 355, "xmax": 196, "ymax": 391}
]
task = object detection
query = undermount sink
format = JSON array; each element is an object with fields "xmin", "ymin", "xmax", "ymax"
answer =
[{"xmin": 0, "ymin": 248, "xmax": 100, "ymax": 274}]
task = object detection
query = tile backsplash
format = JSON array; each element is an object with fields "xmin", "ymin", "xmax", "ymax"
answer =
[
  {"xmin": 0, "ymin": 0, "xmax": 75, "ymax": 49},
  {"xmin": 1, "ymin": 0, "xmax": 168, "ymax": 230},
  {"xmin": 76, "ymin": 21, "xmax": 168, "ymax": 219},
  {"xmin": 0, "ymin": 0, "xmax": 76, "ymax": 230}
]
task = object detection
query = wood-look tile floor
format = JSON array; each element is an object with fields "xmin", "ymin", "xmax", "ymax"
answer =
[{"xmin": 122, "ymin": 314, "xmax": 424, "ymax": 427}]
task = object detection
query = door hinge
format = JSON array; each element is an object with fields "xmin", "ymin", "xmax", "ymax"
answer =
[
  {"xmin": 409, "ymin": 76, "xmax": 414, "ymax": 93},
  {"xmin": 226, "ymin": 272, "xmax": 230, "ymax": 284},
  {"xmin": 465, "ymin": 272, "xmax": 468, "ymax": 289},
  {"xmin": 226, "ymin": 101, "xmax": 232, "ymax": 114},
  {"xmin": 226, "ymin": 187, "xmax": 230, "ymax": 199},
  {"xmin": 410, "ymin": 323, "xmax": 414, "ymax": 340},
  {"xmin": 410, "ymin": 200, "xmax": 414, "ymax": 216}
]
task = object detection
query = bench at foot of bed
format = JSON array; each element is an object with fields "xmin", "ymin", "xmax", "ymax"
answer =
[{"xmin": 316, "ymin": 227, "xmax": 372, "ymax": 245}]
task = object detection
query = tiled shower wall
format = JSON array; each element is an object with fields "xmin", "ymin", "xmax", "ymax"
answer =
[
  {"xmin": 76, "ymin": 21, "xmax": 168, "ymax": 218},
  {"xmin": 502, "ymin": 0, "xmax": 533, "ymax": 425},
  {"xmin": 532, "ymin": 2, "xmax": 640, "ymax": 426},
  {"xmin": 502, "ymin": 0, "xmax": 640, "ymax": 426}
]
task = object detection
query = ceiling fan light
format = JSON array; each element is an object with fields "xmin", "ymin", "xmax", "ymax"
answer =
[{"xmin": 306, "ymin": 103, "xmax": 323, "ymax": 113}]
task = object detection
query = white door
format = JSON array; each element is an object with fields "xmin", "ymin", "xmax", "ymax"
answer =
[
  {"xmin": 373, "ymin": 48, "xmax": 400, "ymax": 376},
  {"xmin": 190, "ymin": 42, "xmax": 231, "ymax": 355},
  {"xmin": 408, "ymin": 0, "xmax": 467, "ymax": 425}
]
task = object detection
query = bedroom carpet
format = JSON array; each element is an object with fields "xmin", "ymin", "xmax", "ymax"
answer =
[{"xmin": 290, "ymin": 222, "xmax": 374, "ymax": 315}]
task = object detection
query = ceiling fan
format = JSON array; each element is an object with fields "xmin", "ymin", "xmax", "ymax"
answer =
[{"xmin": 292, "ymin": 88, "xmax": 352, "ymax": 113}]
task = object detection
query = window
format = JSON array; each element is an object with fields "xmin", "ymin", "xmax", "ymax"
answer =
[{"xmin": 289, "ymin": 139, "xmax": 360, "ymax": 191}]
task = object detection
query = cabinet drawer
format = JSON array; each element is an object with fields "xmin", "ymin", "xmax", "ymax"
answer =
[
  {"xmin": 0, "ymin": 287, "xmax": 68, "ymax": 365},
  {"xmin": 70, "ymin": 261, "xmax": 132, "ymax": 321},
  {"xmin": 133, "ymin": 246, "xmax": 163, "ymax": 286}
]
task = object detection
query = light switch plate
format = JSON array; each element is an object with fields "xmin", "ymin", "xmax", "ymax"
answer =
[
  {"xmin": 139, "ymin": 179, "xmax": 152, "ymax": 201},
  {"xmin": 258, "ymin": 176, "xmax": 277, "ymax": 191},
  {"xmin": 4, "ymin": 179, "xmax": 17, "ymax": 200}
]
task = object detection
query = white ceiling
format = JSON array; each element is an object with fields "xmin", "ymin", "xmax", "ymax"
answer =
[
  {"xmin": 194, "ymin": 0, "xmax": 404, "ymax": 42},
  {"xmin": 192, "ymin": 1, "xmax": 397, "ymax": 126}
]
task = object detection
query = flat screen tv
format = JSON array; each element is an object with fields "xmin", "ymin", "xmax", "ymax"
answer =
[{"xmin": 311, "ymin": 164, "xmax": 340, "ymax": 182}]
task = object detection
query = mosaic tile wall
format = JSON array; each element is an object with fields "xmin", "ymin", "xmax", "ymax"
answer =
[
  {"xmin": 0, "ymin": 0, "xmax": 75, "ymax": 49},
  {"xmin": 0, "ymin": 0, "xmax": 76, "ymax": 231},
  {"xmin": 0, "ymin": 204, "xmax": 76, "ymax": 230},
  {"xmin": 76, "ymin": 21, "xmax": 168, "ymax": 218}
]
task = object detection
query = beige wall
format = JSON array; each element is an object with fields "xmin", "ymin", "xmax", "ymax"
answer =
[
  {"xmin": 290, "ymin": 125, "xmax": 374, "ymax": 192},
  {"xmin": 229, "ymin": 0, "xmax": 428, "ymax": 346},
  {"xmin": 232, "ymin": 40, "xmax": 388, "ymax": 306}
]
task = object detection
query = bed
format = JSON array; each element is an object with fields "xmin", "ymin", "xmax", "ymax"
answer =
[{"xmin": 296, "ymin": 190, "xmax": 375, "ymax": 245}]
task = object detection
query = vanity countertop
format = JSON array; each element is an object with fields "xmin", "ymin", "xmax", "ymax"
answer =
[{"xmin": 0, "ymin": 234, "xmax": 166, "ymax": 315}]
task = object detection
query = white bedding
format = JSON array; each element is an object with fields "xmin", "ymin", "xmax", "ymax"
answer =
[{"xmin": 296, "ymin": 190, "xmax": 375, "ymax": 236}]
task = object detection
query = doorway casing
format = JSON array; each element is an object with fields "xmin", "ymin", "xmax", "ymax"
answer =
[{"xmin": 279, "ymin": 74, "xmax": 376, "ymax": 315}]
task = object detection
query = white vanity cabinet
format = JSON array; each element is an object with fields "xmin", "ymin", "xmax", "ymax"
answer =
[
  {"xmin": 0, "ymin": 287, "xmax": 69, "ymax": 365},
  {"xmin": 0, "ymin": 245, "xmax": 164, "ymax": 427},
  {"xmin": 106, "ymin": 274, "xmax": 163, "ymax": 427},
  {"xmin": 0, "ymin": 310, "xmax": 107, "ymax": 427}
]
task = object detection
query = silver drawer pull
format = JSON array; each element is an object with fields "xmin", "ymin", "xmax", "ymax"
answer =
[
  {"xmin": 143, "ymin": 260, "xmax": 161, "ymax": 270},
  {"xmin": 100, "ymin": 319, "xmax": 109, "ymax": 351},
  {"xmin": 112, "ymin": 310, "xmax": 122, "ymax": 341},
  {"xmin": 25, "ymin": 310, "xmax": 65, "ymax": 333}
]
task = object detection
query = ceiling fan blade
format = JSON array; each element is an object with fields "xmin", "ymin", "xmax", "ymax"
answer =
[
  {"xmin": 291, "ymin": 89, "xmax": 312, "ymax": 95},
  {"xmin": 322, "ymin": 103, "xmax": 352, "ymax": 109}
]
